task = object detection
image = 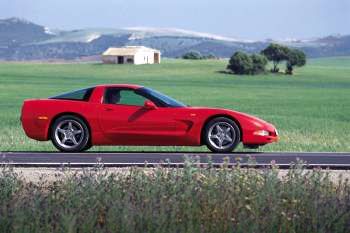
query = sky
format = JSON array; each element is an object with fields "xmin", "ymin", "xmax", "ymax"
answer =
[{"xmin": 0, "ymin": 0, "xmax": 349, "ymax": 40}]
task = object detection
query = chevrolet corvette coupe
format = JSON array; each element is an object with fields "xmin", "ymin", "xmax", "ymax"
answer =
[{"xmin": 21, "ymin": 84, "xmax": 278, "ymax": 153}]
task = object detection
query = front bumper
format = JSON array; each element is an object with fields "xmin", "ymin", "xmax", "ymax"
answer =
[{"xmin": 243, "ymin": 128, "xmax": 279, "ymax": 145}]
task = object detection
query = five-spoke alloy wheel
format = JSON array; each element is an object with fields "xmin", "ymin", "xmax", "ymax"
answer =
[
  {"xmin": 50, "ymin": 115, "xmax": 90, "ymax": 152},
  {"xmin": 204, "ymin": 117, "xmax": 240, "ymax": 153}
]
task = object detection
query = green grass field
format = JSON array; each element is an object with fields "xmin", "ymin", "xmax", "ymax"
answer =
[{"xmin": 0, "ymin": 57, "xmax": 349, "ymax": 152}]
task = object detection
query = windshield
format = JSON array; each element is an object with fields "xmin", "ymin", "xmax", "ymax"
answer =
[{"xmin": 138, "ymin": 87, "xmax": 187, "ymax": 107}]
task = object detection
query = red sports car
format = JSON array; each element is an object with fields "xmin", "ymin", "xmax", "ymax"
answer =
[{"xmin": 21, "ymin": 84, "xmax": 278, "ymax": 153}]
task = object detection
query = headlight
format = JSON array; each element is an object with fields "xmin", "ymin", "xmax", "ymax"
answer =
[{"xmin": 253, "ymin": 130, "xmax": 270, "ymax": 136}]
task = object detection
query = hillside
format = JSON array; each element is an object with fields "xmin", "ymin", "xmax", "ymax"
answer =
[
  {"xmin": 1, "ymin": 17, "xmax": 350, "ymax": 60},
  {"xmin": 0, "ymin": 17, "xmax": 53, "ymax": 47}
]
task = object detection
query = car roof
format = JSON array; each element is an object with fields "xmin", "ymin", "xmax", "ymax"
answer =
[{"xmin": 95, "ymin": 84, "xmax": 143, "ymax": 89}]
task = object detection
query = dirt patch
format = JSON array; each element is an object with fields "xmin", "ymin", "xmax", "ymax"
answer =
[{"xmin": 11, "ymin": 167, "xmax": 350, "ymax": 183}]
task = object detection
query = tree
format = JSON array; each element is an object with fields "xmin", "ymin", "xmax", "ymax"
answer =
[
  {"xmin": 251, "ymin": 54, "xmax": 268, "ymax": 74},
  {"xmin": 227, "ymin": 51, "xmax": 253, "ymax": 74},
  {"xmin": 261, "ymin": 43, "xmax": 290, "ymax": 72},
  {"xmin": 204, "ymin": 53, "xmax": 217, "ymax": 59},
  {"xmin": 285, "ymin": 49, "xmax": 306, "ymax": 75},
  {"xmin": 182, "ymin": 51, "xmax": 203, "ymax": 60}
]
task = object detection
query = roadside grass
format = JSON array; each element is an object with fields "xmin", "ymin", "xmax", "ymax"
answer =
[
  {"xmin": 0, "ymin": 57, "xmax": 349, "ymax": 152},
  {"xmin": 1, "ymin": 158, "xmax": 350, "ymax": 233}
]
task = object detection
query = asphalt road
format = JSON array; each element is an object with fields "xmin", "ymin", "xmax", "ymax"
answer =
[{"xmin": 1, "ymin": 152, "xmax": 350, "ymax": 169}]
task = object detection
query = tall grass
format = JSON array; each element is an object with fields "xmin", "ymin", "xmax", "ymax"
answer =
[{"xmin": 1, "ymin": 158, "xmax": 349, "ymax": 233}]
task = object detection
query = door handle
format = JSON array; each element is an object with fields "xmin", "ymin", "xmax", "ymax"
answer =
[{"xmin": 104, "ymin": 108, "xmax": 114, "ymax": 111}]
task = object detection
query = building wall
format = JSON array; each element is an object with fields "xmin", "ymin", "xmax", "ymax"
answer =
[
  {"xmin": 134, "ymin": 51, "xmax": 155, "ymax": 65},
  {"xmin": 101, "ymin": 55, "xmax": 135, "ymax": 64},
  {"xmin": 101, "ymin": 50, "xmax": 161, "ymax": 65},
  {"xmin": 101, "ymin": 55, "xmax": 116, "ymax": 64}
]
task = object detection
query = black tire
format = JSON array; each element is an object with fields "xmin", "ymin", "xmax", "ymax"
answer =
[
  {"xmin": 50, "ymin": 115, "xmax": 90, "ymax": 152},
  {"xmin": 83, "ymin": 142, "xmax": 93, "ymax": 151},
  {"xmin": 204, "ymin": 117, "xmax": 241, "ymax": 153}
]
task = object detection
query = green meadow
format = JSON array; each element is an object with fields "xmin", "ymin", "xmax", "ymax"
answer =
[{"xmin": 0, "ymin": 57, "xmax": 349, "ymax": 152}]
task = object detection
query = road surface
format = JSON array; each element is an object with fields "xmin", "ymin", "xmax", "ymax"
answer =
[{"xmin": 1, "ymin": 152, "xmax": 350, "ymax": 169}]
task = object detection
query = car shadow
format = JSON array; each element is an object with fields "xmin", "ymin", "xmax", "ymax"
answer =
[{"xmin": 2, "ymin": 151, "xmax": 263, "ymax": 154}]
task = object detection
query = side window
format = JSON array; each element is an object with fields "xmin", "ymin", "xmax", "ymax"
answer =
[
  {"xmin": 50, "ymin": 87, "xmax": 94, "ymax": 101},
  {"xmin": 119, "ymin": 90, "xmax": 147, "ymax": 106},
  {"xmin": 104, "ymin": 88, "xmax": 147, "ymax": 106}
]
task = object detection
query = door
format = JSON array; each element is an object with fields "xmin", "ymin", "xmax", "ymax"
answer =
[
  {"xmin": 154, "ymin": 53, "xmax": 160, "ymax": 64},
  {"xmin": 99, "ymin": 87, "xmax": 181, "ymax": 145},
  {"xmin": 117, "ymin": 56, "xmax": 124, "ymax": 64}
]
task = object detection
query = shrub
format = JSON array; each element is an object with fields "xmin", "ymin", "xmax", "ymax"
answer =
[
  {"xmin": 204, "ymin": 53, "xmax": 217, "ymax": 59},
  {"xmin": 227, "ymin": 51, "xmax": 253, "ymax": 74},
  {"xmin": 251, "ymin": 54, "xmax": 268, "ymax": 74},
  {"xmin": 227, "ymin": 52, "xmax": 268, "ymax": 75},
  {"xmin": 182, "ymin": 50, "xmax": 203, "ymax": 60}
]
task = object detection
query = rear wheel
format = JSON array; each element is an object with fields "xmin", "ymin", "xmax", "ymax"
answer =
[
  {"xmin": 204, "ymin": 117, "xmax": 240, "ymax": 153},
  {"xmin": 50, "ymin": 115, "xmax": 90, "ymax": 152}
]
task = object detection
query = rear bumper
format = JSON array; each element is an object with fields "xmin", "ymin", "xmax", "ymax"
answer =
[
  {"xmin": 21, "ymin": 116, "xmax": 50, "ymax": 141},
  {"xmin": 21, "ymin": 100, "xmax": 51, "ymax": 141}
]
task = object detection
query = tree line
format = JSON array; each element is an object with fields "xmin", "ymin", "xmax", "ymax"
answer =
[
  {"xmin": 228, "ymin": 43, "xmax": 306, "ymax": 75},
  {"xmin": 182, "ymin": 51, "xmax": 217, "ymax": 60},
  {"xmin": 182, "ymin": 43, "xmax": 306, "ymax": 75}
]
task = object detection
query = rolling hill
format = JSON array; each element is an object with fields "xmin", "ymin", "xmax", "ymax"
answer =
[{"xmin": 1, "ymin": 17, "xmax": 350, "ymax": 60}]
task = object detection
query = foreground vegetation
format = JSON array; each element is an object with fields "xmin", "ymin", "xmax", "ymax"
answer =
[
  {"xmin": 0, "ymin": 57, "xmax": 349, "ymax": 152},
  {"xmin": 1, "ymin": 159, "xmax": 349, "ymax": 233}
]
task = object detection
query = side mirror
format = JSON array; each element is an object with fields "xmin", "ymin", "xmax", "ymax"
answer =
[{"xmin": 144, "ymin": 100, "xmax": 157, "ymax": 110}]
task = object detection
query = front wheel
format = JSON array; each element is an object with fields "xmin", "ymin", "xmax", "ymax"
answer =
[
  {"xmin": 204, "ymin": 117, "xmax": 241, "ymax": 153},
  {"xmin": 50, "ymin": 115, "xmax": 90, "ymax": 152}
]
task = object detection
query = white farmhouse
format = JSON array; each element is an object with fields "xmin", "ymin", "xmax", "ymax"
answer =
[{"xmin": 101, "ymin": 46, "xmax": 161, "ymax": 65}]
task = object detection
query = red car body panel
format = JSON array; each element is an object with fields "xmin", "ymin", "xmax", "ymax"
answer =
[{"xmin": 21, "ymin": 84, "xmax": 278, "ymax": 147}]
